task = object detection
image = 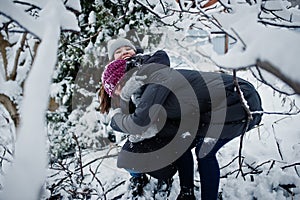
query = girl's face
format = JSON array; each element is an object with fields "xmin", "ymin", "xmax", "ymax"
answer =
[{"xmin": 114, "ymin": 46, "xmax": 136, "ymax": 60}]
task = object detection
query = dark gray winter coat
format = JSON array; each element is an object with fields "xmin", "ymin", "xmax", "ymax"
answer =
[
  {"xmin": 111, "ymin": 63, "xmax": 262, "ymax": 140},
  {"xmin": 111, "ymin": 63, "xmax": 262, "ymax": 177}
]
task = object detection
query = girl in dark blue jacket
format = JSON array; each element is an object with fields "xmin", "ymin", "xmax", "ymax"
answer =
[{"xmin": 100, "ymin": 57, "xmax": 263, "ymax": 200}]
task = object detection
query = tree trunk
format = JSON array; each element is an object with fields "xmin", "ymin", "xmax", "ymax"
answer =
[{"xmin": 0, "ymin": 94, "xmax": 19, "ymax": 127}]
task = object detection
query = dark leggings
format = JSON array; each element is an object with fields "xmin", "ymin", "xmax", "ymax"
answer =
[
  {"xmin": 195, "ymin": 138, "xmax": 231, "ymax": 200},
  {"xmin": 175, "ymin": 138, "xmax": 230, "ymax": 199},
  {"xmin": 175, "ymin": 150, "xmax": 194, "ymax": 188},
  {"xmin": 126, "ymin": 136, "xmax": 231, "ymax": 200}
]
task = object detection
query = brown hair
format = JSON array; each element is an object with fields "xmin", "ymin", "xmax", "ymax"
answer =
[{"xmin": 99, "ymin": 85, "xmax": 111, "ymax": 114}]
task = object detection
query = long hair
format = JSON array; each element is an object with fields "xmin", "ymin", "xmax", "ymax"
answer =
[
  {"xmin": 99, "ymin": 68, "xmax": 136, "ymax": 114},
  {"xmin": 99, "ymin": 85, "xmax": 111, "ymax": 114},
  {"xmin": 99, "ymin": 45, "xmax": 141, "ymax": 113}
]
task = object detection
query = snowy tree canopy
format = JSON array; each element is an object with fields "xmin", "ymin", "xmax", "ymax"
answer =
[{"xmin": 136, "ymin": 0, "xmax": 300, "ymax": 94}]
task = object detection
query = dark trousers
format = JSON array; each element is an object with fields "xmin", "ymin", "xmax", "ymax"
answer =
[
  {"xmin": 175, "ymin": 138, "xmax": 230, "ymax": 199},
  {"xmin": 175, "ymin": 150, "xmax": 194, "ymax": 188},
  {"xmin": 195, "ymin": 138, "xmax": 231, "ymax": 200}
]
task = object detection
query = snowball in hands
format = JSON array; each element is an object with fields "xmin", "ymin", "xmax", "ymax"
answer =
[
  {"xmin": 108, "ymin": 108, "xmax": 122, "ymax": 118},
  {"xmin": 120, "ymin": 72, "xmax": 147, "ymax": 102},
  {"xmin": 129, "ymin": 124, "xmax": 158, "ymax": 143}
]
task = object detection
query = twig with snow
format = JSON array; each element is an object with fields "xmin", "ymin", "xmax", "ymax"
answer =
[
  {"xmin": 271, "ymin": 118, "xmax": 286, "ymax": 161},
  {"xmin": 279, "ymin": 184, "xmax": 296, "ymax": 197},
  {"xmin": 89, "ymin": 167, "xmax": 107, "ymax": 200},
  {"xmin": 256, "ymin": 60, "xmax": 300, "ymax": 95},
  {"xmin": 250, "ymin": 66, "xmax": 296, "ymax": 96},
  {"xmin": 266, "ymin": 160, "xmax": 276, "ymax": 175},
  {"xmin": 233, "ymin": 69, "xmax": 253, "ymax": 180},
  {"xmin": 281, "ymin": 162, "xmax": 300, "ymax": 170},
  {"xmin": 76, "ymin": 153, "xmax": 118, "ymax": 171},
  {"xmin": 72, "ymin": 134, "xmax": 84, "ymax": 183},
  {"xmin": 10, "ymin": 33, "xmax": 27, "ymax": 81},
  {"xmin": 220, "ymin": 155, "xmax": 241, "ymax": 170},
  {"xmin": 230, "ymin": 28, "xmax": 246, "ymax": 51}
]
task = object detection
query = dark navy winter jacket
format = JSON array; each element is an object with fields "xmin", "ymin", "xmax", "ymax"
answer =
[
  {"xmin": 111, "ymin": 63, "xmax": 263, "ymax": 140},
  {"xmin": 118, "ymin": 50, "xmax": 170, "ymax": 114}
]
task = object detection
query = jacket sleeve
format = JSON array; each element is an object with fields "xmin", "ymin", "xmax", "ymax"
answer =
[
  {"xmin": 142, "ymin": 50, "xmax": 170, "ymax": 66},
  {"xmin": 110, "ymin": 70, "xmax": 172, "ymax": 135}
]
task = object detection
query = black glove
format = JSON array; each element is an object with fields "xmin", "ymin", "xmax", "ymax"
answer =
[{"xmin": 125, "ymin": 55, "xmax": 144, "ymax": 71}]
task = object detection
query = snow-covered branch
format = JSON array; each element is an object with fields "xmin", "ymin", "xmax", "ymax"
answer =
[
  {"xmin": 256, "ymin": 59, "xmax": 300, "ymax": 94},
  {"xmin": 0, "ymin": 0, "xmax": 80, "ymax": 199},
  {"xmin": 136, "ymin": 0, "xmax": 300, "ymax": 95}
]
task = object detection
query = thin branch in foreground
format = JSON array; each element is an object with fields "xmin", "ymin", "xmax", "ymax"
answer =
[
  {"xmin": 266, "ymin": 160, "xmax": 276, "ymax": 175},
  {"xmin": 256, "ymin": 59, "xmax": 300, "ymax": 95},
  {"xmin": 220, "ymin": 155, "xmax": 241, "ymax": 170},
  {"xmin": 281, "ymin": 162, "xmax": 300, "ymax": 170},
  {"xmin": 89, "ymin": 167, "xmax": 106, "ymax": 200},
  {"xmin": 294, "ymin": 166, "xmax": 300, "ymax": 177},
  {"xmin": 278, "ymin": 184, "xmax": 296, "ymax": 197},
  {"xmin": 72, "ymin": 134, "xmax": 84, "ymax": 183},
  {"xmin": 12, "ymin": 1, "xmax": 41, "ymax": 10},
  {"xmin": 134, "ymin": 0, "xmax": 182, "ymax": 30},
  {"xmin": 271, "ymin": 123, "xmax": 284, "ymax": 161},
  {"xmin": 258, "ymin": 19, "xmax": 300, "ymax": 29},
  {"xmin": 233, "ymin": 69, "xmax": 253, "ymax": 181},
  {"xmin": 230, "ymin": 28, "xmax": 246, "ymax": 51},
  {"xmin": 10, "ymin": 32, "xmax": 27, "ymax": 81},
  {"xmin": 105, "ymin": 180, "xmax": 126, "ymax": 196},
  {"xmin": 0, "ymin": 11, "xmax": 41, "ymax": 40},
  {"xmin": 76, "ymin": 153, "xmax": 118, "ymax": 172},
  {"xmin": 92, "ymin": 145, "xmax": 120, "ymax": 180},
  {"xmin": 221, "ymin": 168, "xmax": 240, "ymax": 178},
  {"xmin": 250, "ymin": 66, "xmax": 296, "ymax": 96},
  {"xmin": 0, "ymin": 155, "xmax": 12, "ymax": 163},
  {"xmin": 253, "ymin": 110, "xmax": 300, "ymax": 116}
]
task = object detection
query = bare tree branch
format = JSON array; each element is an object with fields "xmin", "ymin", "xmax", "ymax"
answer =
[
  {"xmin": 258, "ymin": 19, "xmax": 300, "ymax": 28},
  {"xmin": 256, "ymin": 59, "xmax": 300, "ymax": 95},
  {"xmin": 12, "ymin": 0, "xmax": 41, "ymax": 10},
  {"xmin": 230, "ymin": 28, "xmax": 246, "ymax": 51},
  {"xmin": 10, "ymin": 32, "xmax": 27, "ymax": 80},
  {"xmin": 281, "ymin": 162, "xmax": 300, "ymax": 170},
  {"xmin": 272, "ymin": 119, "xmax": 285, "ymax": 160},
  {"xmin": 0, "ymin": 11, "xmax": 41, "ymax": 40},
  {"xmin": 233, "ymin": 69, "xmax": 253, "ymax": 180},
  {"xmin": 72, "ymin": 134, "xmax": 84, "ymax": 183},
  {"xmin": 89, "ymin": 167, "xmax": 107, "ymax": 200},
  {"xmin": 267, "ymin": 160, "xmax": 276, "ymax": 175},
  {"xmin": 250, "ymin": 67, "xmax": 296, "ymax": 96},
  {"xmin": 75, "ymin": 153, "xmax": 118, "ymax": 172},
  {"xmin": 0, "ymin": 32, "xmax": 11, "ymax": 79},
  {"xmin": 279, "ymin": 184, "xmax": 296, "ymax": 196},
  {"xmin": 134, "ymin": 0, "xmax": 181, "ymax": 29}
]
